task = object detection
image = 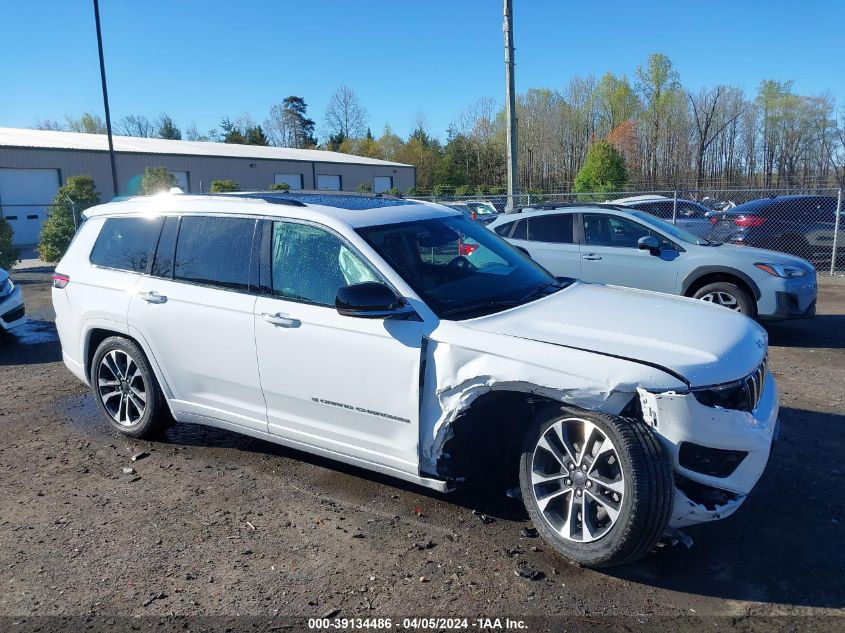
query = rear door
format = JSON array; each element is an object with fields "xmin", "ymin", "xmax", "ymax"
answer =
[
  {"xmin": 509, "ymin": 213, "xmax": 581, "ymax": 279},
  {"xmin": 128, "ymin": 214, "xmax": 267, "ymax": 431},
  {"xmin": 578, "ymin": 213, "xmax": 680, "ymax": 293}
]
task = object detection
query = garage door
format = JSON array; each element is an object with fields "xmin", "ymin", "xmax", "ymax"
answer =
[
  {"xmin": 316, "ymin": 174, "xmax": 341, "ymax": 191},
  {"xmin": 0, "ymin": 168, "xmax": 61, "ymax": 246}
]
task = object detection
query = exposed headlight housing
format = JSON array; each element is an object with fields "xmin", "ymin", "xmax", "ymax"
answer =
[{"xmin": 754, "ymin": 262, "xmax": 808, "ymax": 278}]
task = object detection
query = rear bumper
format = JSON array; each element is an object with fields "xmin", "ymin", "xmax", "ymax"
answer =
[
  {"xmin": 0, "ymin": 286, "xmax": 26, "ymax": 330},
  {"xmin": 638, "ymin": 371, "xmax": 778, "ymax": 528}
]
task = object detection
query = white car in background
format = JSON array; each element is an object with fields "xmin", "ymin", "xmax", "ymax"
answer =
[
  {"xmin": 52, "ymin": 192, "xmax": 778, "ymax": 568},
  {"xmin": 0, "ymin": 267, "xmax": 26, "ymax": 331}
]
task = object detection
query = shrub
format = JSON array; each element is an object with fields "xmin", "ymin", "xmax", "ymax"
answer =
[
  {"xmin": 38, "ymin": 175, "xmax": 100, "ymax": 263},
  {"xmin": 455, "ymin": 184, "xmax": 473, "ymax": 197},
  {"xmin": 141, "ymin": 167, "xmax": 178, "ymax": 195},
  {"xmin": 573, "ymin": 140, "xmax": 627, "ymax": 201},
  {"xmin": 210, "ymin": 179, "xmax": 240, "ymax": 193},
  {"xmin": 475, "ymin": 184, "xmax": 491, "ymax": 196},
  {"xmin": 385, "ymin": 187, "xmax": 402, "ymax": 197},
  {"xmin": 0, "ymin": 217, "xmax": 20, "ymax": 269},
  {"xmin": 357, "ymin": 183, "xmax": 373, "ymax": 193},
  {"xmin": 269, "ymin": 183, "xmax": 290, "ymax": 191},
  {"xmin": 433, "ymin": 184, "xmax": 455, "ymax": 197}
]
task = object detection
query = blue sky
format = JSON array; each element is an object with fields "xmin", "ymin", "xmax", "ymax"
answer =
[{"xmin": 1, "ymin": 0, "xmax": 842, "ymax": 141}]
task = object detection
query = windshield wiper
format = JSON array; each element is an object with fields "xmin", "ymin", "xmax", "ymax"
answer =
[{"xmin": 441, "ymin": 280, "xmax": 569, "ymax": 318}]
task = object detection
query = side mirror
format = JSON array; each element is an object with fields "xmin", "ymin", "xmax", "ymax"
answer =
[
  {"xmin": 336, "ymin": 282, "xmax": 418, "ymax": 320},
  {"xmin": 638, "ymin": 235, "xmax": 660, "ymax": 254}
]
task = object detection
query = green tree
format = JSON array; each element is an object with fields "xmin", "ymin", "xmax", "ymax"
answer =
[
  {"xmin": 220, "ymin": 118, "xmax": 247, "ymax": 144},
  {"xmin": 141, "ymin": 167, "xmax": 178, "ymax": 194},
  {"xmin": 210, "ymin": 179, "xmax": 239, "ymax": 192},
  {"xmin": 65, "ymin": 112, "xmax": 107, "ymax": 134},
  {"xmin": 0, "ymin": 217, "xmax": 20, "ymax": 269},
  {"xmin": 572, "ymin": 140, "xmax": 627, "ymax": 199},
  {"xmin": 269, "ymin": 182, "xmax": 290, "ymax": 191},
  {"xmin": 38, "ymin": 175, "xmax": 100, "ymax": 262},
  {"xmin": 156, "ymin": 114, "xmax": 182, "ymax": 140},
  {"xmin": 245, "ymin": 125, "xmax": 270, "ymax": 146}
]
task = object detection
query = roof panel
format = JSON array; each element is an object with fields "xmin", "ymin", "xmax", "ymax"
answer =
[{"xmin": 0, "ymin": 127, "xmax": 411, "ymax": 167}]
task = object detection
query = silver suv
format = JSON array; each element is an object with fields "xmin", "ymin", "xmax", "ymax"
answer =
[
  {"xmin": 52, "ymin": 192, "xmax": 779, "ymax": 568},
  {"xmin": 487, "ymin": 204, "xmax": 817, "ymax": 320}
]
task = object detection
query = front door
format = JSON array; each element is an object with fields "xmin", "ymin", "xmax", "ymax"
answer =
[
  {"xmin": 578, "ymin": 213, "xmax": 680, "ymax": 294},
  {"xmin": 254, "ymin": 220, "xmax": 424, "ymax": 474}
]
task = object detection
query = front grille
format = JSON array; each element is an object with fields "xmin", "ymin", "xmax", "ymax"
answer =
[{"xmin": 692, "ymin": 357, "xmax": 767, "ymax": 413}]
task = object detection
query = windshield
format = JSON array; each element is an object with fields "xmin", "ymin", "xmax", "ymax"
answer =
[
  {"xmin": 629, "ymin": 210, "xmax": 711, "ymax": 245},
  {"xmin": 465, "ymin": 202, "xmax": 498, "ymax": 215},
  {"xmin": 357, "ymin": 215, "xmax": 564, "ymax": 319}
]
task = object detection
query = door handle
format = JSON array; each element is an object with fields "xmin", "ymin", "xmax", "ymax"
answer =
[
  {"xmin": 138, "ymin": 290, "xmax": 167, "ymax": 304},
  {"xmin": 581, "ymin": 254, "xmax": 602, "ymax": 261},
  {"xmin": 262, "ymin": 312, "xmax": 301, "ymax": 328}
]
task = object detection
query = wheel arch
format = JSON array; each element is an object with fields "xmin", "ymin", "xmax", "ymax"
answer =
[
  {"xmin": 83, "ymin": 325, "xmax": 175, "ymax": 401},
  {"xmin": 434, "ymin": 389, "xmax": 641, "ymax": 486},
  {"xmin": 681, "ymin": 266, "xmax": 762, "ymax": 301}
]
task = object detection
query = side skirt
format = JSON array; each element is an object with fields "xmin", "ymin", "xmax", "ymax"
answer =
[{"xmin": 178, "ymin": 411, "xmax": 452, "ymax": 494}]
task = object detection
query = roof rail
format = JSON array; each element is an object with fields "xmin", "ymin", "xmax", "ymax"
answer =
[{"xmin": 510, "ymin": 202, "xmax": 625, "ymax": 213}]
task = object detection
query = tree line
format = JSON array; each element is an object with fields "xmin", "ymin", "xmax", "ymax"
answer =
[{"xmin": 35, "ymin": 53, "xmax": 845, "ymax": 194}]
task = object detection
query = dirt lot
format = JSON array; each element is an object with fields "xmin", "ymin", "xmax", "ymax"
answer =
[{"xmin": 1, "ymin": 269, "xmax": 843, "ymax": 630}]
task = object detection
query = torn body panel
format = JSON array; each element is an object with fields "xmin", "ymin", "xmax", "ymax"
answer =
[
  {"xmin": 418, "ymin": 321, "xmax": 687, "ymax": 475},
  {"xmin": 638, "ymin": 371, "xmax": 778, "ymax": 528}
]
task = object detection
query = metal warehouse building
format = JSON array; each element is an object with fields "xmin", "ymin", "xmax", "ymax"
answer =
[{"xmin": 0, "ymin": 127, "xmax": 415, "ymax": 245}]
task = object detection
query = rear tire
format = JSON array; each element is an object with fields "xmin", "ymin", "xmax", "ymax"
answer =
[
  {"xmin": 519, "ymin": 405, "xmax": 672, "ymax": 568},
  {"xmin": 692, "ymin": 281, "xmax": 755, "ymax": 316},
  {"xmin": 91, "ymin": 336, "xmax": 170, "ymax": 438}
]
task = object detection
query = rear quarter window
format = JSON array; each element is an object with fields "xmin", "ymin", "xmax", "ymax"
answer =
[
  {"xmin": 493, "ymin": 222, "xmax": 514, "ymax": 237},
  {"xmin": 90, "ymin": 217, "xmax": 163, "ymax": 273}
]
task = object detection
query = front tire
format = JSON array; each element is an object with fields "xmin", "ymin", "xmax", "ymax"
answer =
[
  {"xmin": 91, "ymin": 336, "xmax": 169, "ymax": 438},
  {"xmin": 693, "ymin": 281, "xmax": 755, "ymax": 316},
  {"xmin": 519, "ymin": 406, "xmax": 672, "ymax": 568}
]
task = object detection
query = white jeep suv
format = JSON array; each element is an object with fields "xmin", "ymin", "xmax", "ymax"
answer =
[{"xmin": 52, "ymin": 192, "xmax": 778, "ymax": 568}]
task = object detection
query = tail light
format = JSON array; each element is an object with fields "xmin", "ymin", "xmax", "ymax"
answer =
[
  {"xmin": 52, "ymin": 273, "xmax": 70, "ymax": 289},
  {"xmin": 471, "ymin": 210, "xmax": 478, "ymax": 221},
  {"xmin": 734, "ymin": 214, "xmax": 767, "ymax": 227},
  {"xmin": 458, "ymin": 240, "xmax": 479, "ymax": 257},
  {"xmin": 710, "ymin": 216, "xmax": 719, "ymax": 225}
]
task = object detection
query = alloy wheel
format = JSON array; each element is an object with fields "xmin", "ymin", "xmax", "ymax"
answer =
[
  {"xmin": 530, "ymin": 417, "xmax": 625, "ymax": 543},
  {"xmin": 700, "ymin": 291, "xmax": 741, "ymax": 311},
  {"xmin": 97, "ymin": 350, "xmax": 146, "ymax": 426}
]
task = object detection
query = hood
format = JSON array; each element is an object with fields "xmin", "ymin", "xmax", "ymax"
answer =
[
  {"xmin": 713, "ymin": 243, "xmax": 815, "ymax": 270},
  {"xmin": 462, "ymin": 282, "xmax": 767, "ymax": 388}
]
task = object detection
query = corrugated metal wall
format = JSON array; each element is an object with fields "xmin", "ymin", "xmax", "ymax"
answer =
[{"xmin": 0, "ymin": 147, "xmax": 416, "ymax": 199}]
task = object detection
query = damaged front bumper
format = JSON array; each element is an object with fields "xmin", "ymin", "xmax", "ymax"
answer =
[{"xmin": 638, "ymin": 370, "xmax": 779, "ymax": 528}]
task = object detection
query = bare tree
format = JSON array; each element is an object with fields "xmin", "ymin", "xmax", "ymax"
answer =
[
  {"xmin": 689, "ymin": 86, "xmax": 745, "ymax": 188},
  {"xmin": 323, "ymin": 86, "xmax": 369, "ymax": 141},
  {"xmin": 116, "ymin": 114, "xmax": 154, "ymax": 137},
  {"xmin": 34, "ymin": 119, "xmax": 63, "ymax": 131}
]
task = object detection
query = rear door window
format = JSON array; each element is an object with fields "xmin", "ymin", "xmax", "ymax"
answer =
[
  {"xmin": 173, "ymin": 216, "xmax": 256, "ymax": 291},
  {"xmin": 510, "ymin": 219, "xmax": 527, "ymax": 240},
  {"xmin": 527, "ymin": 214, "xmax": 574, "ymax": 243},
  {"xmin": 90, "ymin": 217, "xmax": 163, "ymax": 272}
]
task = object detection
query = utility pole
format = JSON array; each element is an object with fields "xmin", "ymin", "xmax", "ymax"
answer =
[
  {"xmin": 93, "ymin": 0, "xmax": 119, "ymax": 198},
  {"xmin": 503, "ymin": 0, "xmax": 518, "ymax": 211}
]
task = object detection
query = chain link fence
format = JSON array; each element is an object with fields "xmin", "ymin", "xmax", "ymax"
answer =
[{"xmin": 414, "ymin": 187, "xmax": 844, "ymax": 274}]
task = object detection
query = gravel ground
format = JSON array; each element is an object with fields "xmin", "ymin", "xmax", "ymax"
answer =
[{"xmin": 1, "ymin": 269, "xmax": 843, "ymax": 630}]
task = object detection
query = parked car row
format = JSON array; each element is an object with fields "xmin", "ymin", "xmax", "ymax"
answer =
[{"xmin": 53, "ymin": 191, "xmax": 779, "ymax": 568}]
